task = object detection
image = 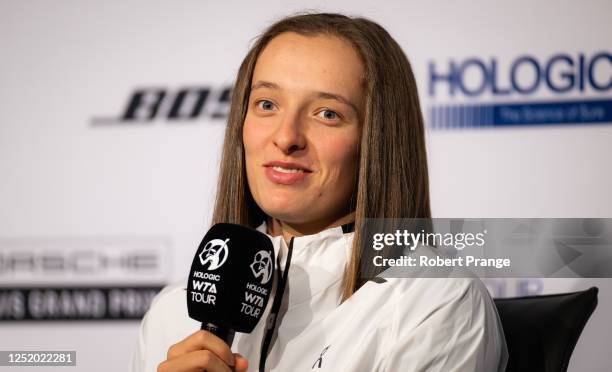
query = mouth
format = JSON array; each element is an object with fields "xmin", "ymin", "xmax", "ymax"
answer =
[
  {"xmin": 264, "ymin": 161, "xmax": 313, "ymax": 173},
  {"xmin": 263, "ymin": 161, "xmax": 313, "ymax": 185}
]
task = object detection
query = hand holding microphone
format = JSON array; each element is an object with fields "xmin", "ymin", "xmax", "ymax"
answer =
[
  {"xmin": 158, "ymin": 329, "xmax": 248, "ymax": 372},
  {"xmin": 157, "ymin": 223, "xmax": 275, "ymax": 372}
]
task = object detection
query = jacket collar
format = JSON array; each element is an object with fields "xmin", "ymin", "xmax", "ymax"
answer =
[{"xmin": 255, "ymin": 221, "xmax": 354, "ymax": 310}]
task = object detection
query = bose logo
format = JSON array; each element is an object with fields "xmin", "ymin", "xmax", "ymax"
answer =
[{"xmin": 91, "ymin": 86, "xmax": 231, "ymax": 124}]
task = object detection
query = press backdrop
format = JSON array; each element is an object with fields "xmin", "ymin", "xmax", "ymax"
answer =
[{"xmin": 1, "ymin": 1, "xmax": 610, "ymax": 371}]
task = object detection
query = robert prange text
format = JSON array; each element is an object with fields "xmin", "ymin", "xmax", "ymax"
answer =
[{"xmin": 373, "ymin": 255, "xmax": 511, "ymax": 269}]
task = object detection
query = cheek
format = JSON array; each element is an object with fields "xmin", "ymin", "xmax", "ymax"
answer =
[
  {"xmin": 242, "ymin": 120, "xmax": 255, "ymax": 156},
  {"xmin": 243, "ymin": 119, "xmax": 266, "ymax": 164},
  {"xmin": 242, "ymin": 120, "xmax": 268, "ymax": 199},
  {"xmin": 319, "ymin": 135, "xmax": 360, "ymax": 182}
]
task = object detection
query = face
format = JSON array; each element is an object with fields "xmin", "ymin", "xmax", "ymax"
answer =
[{"xmin": 243, "ymin": 32, "xmax": 365, "ymax": 233}]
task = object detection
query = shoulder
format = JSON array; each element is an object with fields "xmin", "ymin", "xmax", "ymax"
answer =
[
  {"xmin": 385, "ymin": 276, "xmax": 498, "ymax": 326},
  {"xmin": 144, "ymin": 278, "xmax": 200, "ymax": 338},
  {"xmin": 395, "ymin": 276, "xmax": 491, "ymax": 306},
  {"xmin": 147, "ymin": 280, "xmax": 190, "ymax": 319},
  {"xmin": 367, "ymin": 243, "xmax": 498, "ymax": 316},
  {"xmin": 355, "ymin": 275, "xmax": 495, "ymax": 319},
  {"xmin": 366, "ymin": 277, "xmax": 508, "ymax": 372}
]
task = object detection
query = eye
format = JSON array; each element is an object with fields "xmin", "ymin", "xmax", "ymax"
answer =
[
  {"xmin": 256, "ymin": 99, "xmax": 275, "ymax": 111},
  {"xmin": 317, "ymin": 109, "xmax": 340, "ymax": 121}
]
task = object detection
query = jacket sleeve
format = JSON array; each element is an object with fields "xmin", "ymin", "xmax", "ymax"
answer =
[
  {"xmin": 129, "ymin": 304, "xmax": 151, "ymax": 372},
  {"xmin": 379, "ymin": 278, "xmax": 508, "ymax": 372},
  {"xmin": 128, "ymin": 283, "xmax": 183, "ymax": 372}
]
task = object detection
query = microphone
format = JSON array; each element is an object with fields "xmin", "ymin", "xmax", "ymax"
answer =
[{"xmin": 187, "ymin": 223, "xmax": 275, "ymax": 346}]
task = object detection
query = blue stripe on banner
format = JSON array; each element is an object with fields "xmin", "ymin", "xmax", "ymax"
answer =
[{"xmin": 428, "ymin": 99, "xmax": 612, "ymax": 129}]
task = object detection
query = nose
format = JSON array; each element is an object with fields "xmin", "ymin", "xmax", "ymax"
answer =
[{"xmin": 272, "ymin": 110, "xmax": 307, "ymax": 155}]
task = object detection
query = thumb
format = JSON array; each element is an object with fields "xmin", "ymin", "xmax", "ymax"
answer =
[{"xmin": 233, "ymin": 353, "xmax": 249, "ymax": 372}]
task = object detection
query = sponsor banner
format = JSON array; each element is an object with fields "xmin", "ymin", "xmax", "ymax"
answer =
[
  {"xmin": 91, "ymin": 86, "xmax": 232, "ymax": 124},
  {"xmin": 0, "ymin": 236, "xmax": 172, "ymax": 285},
  {"xmin": 426, "ymin": 51, "xmax": 612, "ymax": 129},
  {"xmin": 429, "ymin": 98, "xmax": 612, "ymax": 129},
  {"xmin": 0, "ymin": 237, "xmax": 172, "ymax": 320},
  {"xmin": 0, "ymin": 286, "xmax": 164, "ymax": 321}
]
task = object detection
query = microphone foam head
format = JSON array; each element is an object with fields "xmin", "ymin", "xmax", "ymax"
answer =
[{"xmin": 187, "ymin": 223, "xmax": 275, "ymax": 333}]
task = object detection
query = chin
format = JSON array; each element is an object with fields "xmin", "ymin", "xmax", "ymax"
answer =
[
  {"xmin": 260, "ymin": 202, "xmax": 311, "ymax": 225},
  {"xmin": 263, "ymin": 207, "xmax": 305, "ymax": 223}
]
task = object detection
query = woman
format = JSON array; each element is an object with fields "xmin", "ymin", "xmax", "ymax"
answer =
[{"xmin": 131, "ymin": 13, "xmax": 508, "ymax": 372}]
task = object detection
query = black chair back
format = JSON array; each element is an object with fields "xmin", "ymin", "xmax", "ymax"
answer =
[{"xmin": 494, "ymin": 287, "xmax": 598, "ymax": 372}]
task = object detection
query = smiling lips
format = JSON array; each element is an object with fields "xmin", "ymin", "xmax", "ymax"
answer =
[{"xmin": 264, "ymin": 161, "xmax": 312, "ymax": 185}]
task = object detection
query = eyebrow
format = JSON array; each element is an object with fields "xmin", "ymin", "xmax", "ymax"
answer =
[
  {"xmin": 251, "ymin": 80, "xmax": 280, "ymax": 91},
  {"xmin": 251, "ymin": 80, "xmax": 360, "ymax": 115}
]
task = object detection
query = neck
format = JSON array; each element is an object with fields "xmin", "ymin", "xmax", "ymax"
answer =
[{"xmin": 266, "ymin": 212, "xmax": 355, "ymax": 245}]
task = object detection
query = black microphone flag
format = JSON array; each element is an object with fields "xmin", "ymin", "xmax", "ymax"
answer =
[{"xmin": 187, "ymin": 223, "xmax": 275, "ymax": 345}]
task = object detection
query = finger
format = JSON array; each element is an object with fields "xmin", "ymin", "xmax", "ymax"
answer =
[
  {"xmin": 158, "ymin": 349, "xmax": 233, "ymax": 372},
  {"xmin": 167, "ymin": 330, "xmax": 234, "ymax": 366},
  {"xmin": 233, "ymin": 353, "xmax": 249, "ymax": 372}
]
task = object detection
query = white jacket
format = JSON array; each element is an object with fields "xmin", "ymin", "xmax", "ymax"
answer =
[{"xmin": 130, "ymin": 224, "xmax": 508, "ymax": 371}]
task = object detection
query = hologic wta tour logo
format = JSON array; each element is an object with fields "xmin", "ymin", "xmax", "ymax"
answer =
[
  {"xmin": 199, "ymin": 238, "xmax": 229, "ymax": 271},
  {"xmin": 427, "ymin": 52, "xmax": 612, "ymax": 129},
  {"xmin": 250, "ymin": 250, "xmax": 273, "ymax": 285}
]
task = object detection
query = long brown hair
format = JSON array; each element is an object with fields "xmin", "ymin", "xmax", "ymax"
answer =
[{"xmin": 212, "ymin": 12, "xmax": 431, "ymax": 301}]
